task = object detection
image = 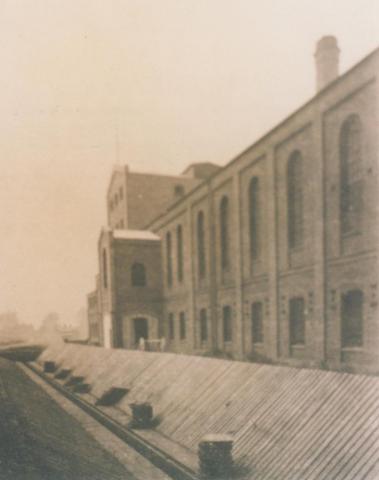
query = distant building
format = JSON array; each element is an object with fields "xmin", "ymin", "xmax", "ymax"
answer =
[
  {"xmin": 87, "ymin": 37, "xmax": 379, "ymax": 374},
  {"xmin": 0, "ymin": 312, "xmax": 35, "ymax": 345}
]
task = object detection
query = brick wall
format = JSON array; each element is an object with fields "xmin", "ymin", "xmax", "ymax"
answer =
[{"xmin": 148, "ymin": 49, "xmax": 379, "ymax": 373}]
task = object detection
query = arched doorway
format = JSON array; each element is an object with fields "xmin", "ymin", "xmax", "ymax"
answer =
[{"xmin": 133, "ymin": 317, "xmax": 148, "ymax": 345}]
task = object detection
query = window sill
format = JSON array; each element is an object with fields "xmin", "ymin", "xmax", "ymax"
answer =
[
  {"xmin": 252, "ymin": 342, "xmax": 264, "ymax": 346},
  {"xmin": 288, "ymin": 245, "xmax": 304, "ymax": 254},
  {"xmin": 341, "ymin": 346, "xmax": 363, "ymax": 352},
  {"xmin": 290, "ymin": 344, "xmax": 305, "ymax": 349},
  {"xmin": 341, "ymin": 230, "xmax": 362, "ymax": 239}
]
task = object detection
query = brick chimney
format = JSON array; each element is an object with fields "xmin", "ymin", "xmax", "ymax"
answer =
[{"xmin": 315, "ymin": 36, "xmax": 340, "ymax": 92}]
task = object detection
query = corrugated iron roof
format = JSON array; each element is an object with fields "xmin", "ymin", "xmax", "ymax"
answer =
[{"xmin": 38, "ymin": 344, "xmax": 379, "ymax": 480}]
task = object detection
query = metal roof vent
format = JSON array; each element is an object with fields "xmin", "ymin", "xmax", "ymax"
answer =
[
  {"xmin": 72, "ymin": 382, "xmax": 91, "ymax": 394},
  {"xmin": 198, "ymin": 434, "xmax": 234, "ymax": 478},
  {"xmin": 129, "ymin": 402, "xmax": 154, "ymax": 429},
  {"xmin": 96, "ymin": 387, "xmax": 129, "ymax": 407},
  {"xmin": 54, "ymin": 368, "xmax": 72, "ymax": 380},
  {"xmin": 43, "ymin": 361, "xmax": 57, "ymax": 373},
  {"xmin": 64, "ymin": 376, "xmax": 85, "ymax": 388}
]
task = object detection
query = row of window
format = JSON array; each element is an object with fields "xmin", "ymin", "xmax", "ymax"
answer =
[
  {"xmin": 167, "ymin": 288, "xmax": 364, "ymax": 348},
  {"xmin": 166, "ymin": 306, "xmax": 237, "ymax": 345},
  {"xmin": 288, "ymin": 289, "xmax": 364, "ymax": 348},
  {"xmin": 109, "ymin": 187, "xmax": 124, "ymax": 212},
  {"xmin": 168, "ymin": 312, "xmax": 186, "ymax": 340},
  {"xmin": 165, "ymin": 114, "xmax": 365, "ymax": 283}
]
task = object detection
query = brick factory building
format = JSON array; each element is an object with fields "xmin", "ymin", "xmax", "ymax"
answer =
[{"xmin": 87, "ymin": 37, "xmax": 379, "ymax": 375}]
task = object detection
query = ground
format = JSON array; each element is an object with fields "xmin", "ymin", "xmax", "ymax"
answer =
[{"xmin": 0, "ymin": 357, "xmax": 135, "ymax": 480}]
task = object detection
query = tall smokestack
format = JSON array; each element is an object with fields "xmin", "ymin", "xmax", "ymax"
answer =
[{"xmin": 315, "ymin": 36, "xmax": 340, "ymax": 92}]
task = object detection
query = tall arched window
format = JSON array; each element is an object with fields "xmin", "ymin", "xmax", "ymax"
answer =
[
  {"xmin": 166, "ymin": 232, "xmax": 173, "ymax": 287},
  {"xmin": 177, "ymin": 225, "xmax": 184, "ymax": 282},
  {"xmin": 197, "ymin": 211, "xmax": 206, "ymax": 279},
  {"xmin": 340, "ymin": 114, "xmax": 363, "ymax": 235},
  {"xmin": 220, "ymin": 196, "xmax": 230, "ymax": 271},
  {"xmin": 249, "ymin": 177, "xmax": 260, "ymax": 261},
  {"xmin": 102, "ymin": 249, "xmax": 108, "ymax": 289},
  {"xmin": 287, "ymin": 151, "xmax": 304, "ymax": 249},
  {"xmin": 341, "ymin": 289, "xmax": 363, "ymax": 347},
  {"xmin": 131, "ymin": 263, "xmax": 146, "ymax": 287}
]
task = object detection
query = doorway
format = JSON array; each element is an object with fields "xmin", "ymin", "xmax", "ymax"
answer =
[{"xmin": 133, "ymin": 317, "xmax": 148, "ymax": 345}]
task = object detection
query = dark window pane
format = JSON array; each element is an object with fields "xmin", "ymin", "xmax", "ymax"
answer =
[
  {"xmin": 287, "ymin": 152, "xmax": 303, "ymax": 249},
  {"xmin": 197, "ymin": 211, "xmax": 206, "ymax": 279},
  {"xmin": 177, "ymin": 225, "xmax": 184, "ymax": 282},
  {"xmin": 220, "ymin": 196, "xmax": 229, "ymax": 271},
  {"xmin": 289, "ymin": 297, "xmax": 305, "ymax": 345},
  {"xmin": 131, "ymin": 263, "xmax": 146, "ymax": 287},
  {"xmin": 252, "ymin": 302, "xmax": 263, "ymax": 343},
  {"xmin": 200, "ymin": 309, "xmax": 208, "ymax": 342},
  {"xmin": 249, "ymin": 177, "xmax": 260, "ymax": 261},
  {"xmin": 340, "ymin": 115, "xmax": 364, "ymax": 235},
  {"xmin": 179, "ymin": 312, "xmax": 186, "ymax": 340},
  {"xmin": 166, "ymin": 232, "xmax": 172, "ymax": 287},
  {"xmin": 341, "ymin": 290, "xmax": 363, "ymax": 347},
  {"xmin": 223, "ymin": 306, "xmax": 232, "ymax": 342},
  {"xmin": 168, "ymin": 313, "xmax": 175, "ymax": 340}
]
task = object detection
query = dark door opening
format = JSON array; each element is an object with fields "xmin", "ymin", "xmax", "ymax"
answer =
[{"xmin": 134, "ymin": 317, "xmax": 148, "ymax": 345}]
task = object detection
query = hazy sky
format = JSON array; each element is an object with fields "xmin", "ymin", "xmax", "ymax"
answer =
[{"xmin": 1, "ymin": 0, "xmax": 378, "ymax": 327}]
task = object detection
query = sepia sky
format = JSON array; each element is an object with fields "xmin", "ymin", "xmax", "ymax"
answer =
[{"xmin": 1, "ymin": 0, "xmax": 378, "ymax": 327}]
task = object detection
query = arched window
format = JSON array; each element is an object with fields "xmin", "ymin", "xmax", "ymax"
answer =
[
  {"xmin": 197, "ymin": 211, "xmax": 206, "ymax": 279},
  {"xmin": 166, "ymin": 232, "xmax": 173, "ymax": 287},
  {"xmin": 251, "ymin": 302, "xmax": 263, "ymax": 344},
  {"xmin": 287, "ymin": 151, "xmax": 304, "ymax": 249},
  {"xmin": 248, "ymin": 177, "xmax": 260, "ymax": 261},
  {"xmin": 200, "ymin": 308, "xmax": 208, "ymax": 342},
  {"xmin": 220, "ymin": 196, "xmax": 230, "ymax": 271},
  {"xmin": 340, "ymin": 114, "xmax": 363, "ymax": 235},
  {"xmin": 289, "ymin": 297, "xmax": 305, "ymax": 345},
  {"xmin": 102, "ymin": 249, "xmax": 108, "ymax": 289},
  {"xmin": 177, "ymin": 225, "xmax": 184, "ymax": 282},
  {"xmin": 131, "ymin": 263, "xmax": 146, "ymax": 287},
  {"xmin": 341, "ymin": 289, "xmax": 363, "ymax": 347},
  {"xmin": 223, "ymin": 306, "xmax": 232, "ymax": 342}
]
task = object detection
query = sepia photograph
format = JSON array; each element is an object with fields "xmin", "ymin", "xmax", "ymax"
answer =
[{"xmin": 0, "ymin": 1, "xmax": 379, "ymax": 479}]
